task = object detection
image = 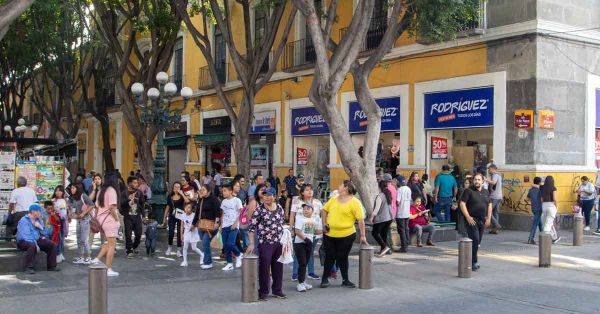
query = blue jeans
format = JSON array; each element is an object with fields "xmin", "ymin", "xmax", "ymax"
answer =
[
  {"xmin": 293, "ymin": 238, "xmax": 318, "ymax": 276},
  {"xmin": 528, "ymin": 211, "xmax": 543, "ymax": 241},
  {"xmin": 581, "ymin": 199, "xmax": 594, "ymax": 227},
  {"xmin": 198, "ymin": 229, "xmax": 218, "ymax": 265},
  {"xmin": 491, "ymin": 198, "xmax": 502, "ymax": 228},
  {"xmin": 434, "ymin": 197, "xmax": 453, "ymax": 222},
  {"xmin": 221, "ymin": 227, "xmax": 240, "ymax": 263}
]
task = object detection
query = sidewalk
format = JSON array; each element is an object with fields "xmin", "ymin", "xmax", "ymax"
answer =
[{"xmin": 1, "ymin": 229, "xmax": 600, "ymax": 313}]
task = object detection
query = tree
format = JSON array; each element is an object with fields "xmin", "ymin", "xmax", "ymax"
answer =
[
  {"xmin": 86, "ymin": 0, "xmax": 183, "ymax": 184},
  {"xmin": 292, "ymin": 0, "xmax": 481, "ymax": 211},
  {"xmin": 0, "ymin": 0, "xmax": 35, "ymax": 41},
  {"xmin": 171, "ymin": 0, "xmax": 296, "ymax": 178}
]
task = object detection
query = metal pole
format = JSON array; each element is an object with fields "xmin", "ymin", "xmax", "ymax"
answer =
[
  {"xmin": 359, "ymin": 244, "xmax": 374, "ymax": 289},
  {"xmin": 241, "ymin": 254, "xmax": 258, "ymax": 303},
  {"xmin": 539, "ymin": 231, "xmax": 552, "ymax": 268},
  {"xmin": 458, "ymin": 237, "xmax": 472, "ymax": 278},
  {"xmin": 573, "ymin": 215, "xmax": 584, "ymax": 246},
  {"xmin": 89, "ymin": 263, "xmax": 107, "ymax": 314}
]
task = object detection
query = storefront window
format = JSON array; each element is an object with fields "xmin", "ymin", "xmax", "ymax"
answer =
[{"xmin": 291, "ymin": 107, "xmax": 330, "ymax": 185}]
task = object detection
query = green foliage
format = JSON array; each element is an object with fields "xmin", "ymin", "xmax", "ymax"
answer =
[{"xmin": 412, "ymin": 0, "xmax": 483, "ymax": 43}]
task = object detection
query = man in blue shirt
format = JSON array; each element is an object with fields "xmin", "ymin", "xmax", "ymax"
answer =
[
  {"xmin": 248, "ymin": 173, "xmax": 265, "ymax": 202},
  {"xmin": 527, "ymin": 177, "xmax": 543, "ymax": 244},
  {"xmin": 82, "ymin": 171, "xmax": 95, "ymax": 195},
  {"xmin": 16, "ymin": 204, "xmax": 59, "ymax": 274},
  {"xmin": 433, "ymin": 165, "xmax": 458, "ymax": 222}
]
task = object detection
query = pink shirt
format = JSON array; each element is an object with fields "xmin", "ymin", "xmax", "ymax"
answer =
[{"xmin": 387, "ymin": 183, "xmax": 398, "ymax": 217}]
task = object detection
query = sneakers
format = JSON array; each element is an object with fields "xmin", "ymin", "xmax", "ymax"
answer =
[
  {"xmin": 177, "ymin": 249, "xmax": 183, "ymax": 258},
  {"xmin": 201, "ymin": 264, "xmax": 213, "ymax": 270},
  {"xmin": 527, "ymin": 239, "xmax": 536, "ymax": 245},
  {"xmin": 90, "ymin": 258, "xmax": 100, "ymax": 264},
  {"xmin": 472, "ymin": 263, "xmax": 480, "ymax": 271},
  {"xmin": 25, "ymin": 267, "xmax": 35, "ymax": 274},
  {"xmin": 584, "ymin": 226, "xmax": 591, "ymax": 231},
  {"xmin": 222, "ymin": 263, "xmax": 234, "ymax": 271},
  {"xmin": 303, "ymin": 282, "xmax": 313, "ymax": 290},
  {"xmin": 378, "ymin": 247, "xmax": 391, "ymax": 257},
  {"xmin": 296, "ymin": 283, "xmax": 307, "ymax": 292},
  {"xmin": 307, "ymin": 273, "xmax": 320, "ymax": 280},
  {"xmin": 426, "ymin": 240, "xmax": 435, "ymax": 246},
  {"xmin": 73, "ymin": 257, "xmax": 86, "ymax": 264},
  {"xmin": 552, "ymin": 236, "xmax": 562, "ymax": 244},
  {"xmin": 258, "ymin": 294, "xmax": 268, "ymax": 301},
  {"xmin": 235, "ymin": 254, "xmax": 243, "ymax": 268},
  {"xmin": 180, "ymin": 261, "xmax": 188, "ymax": 267},
  {"xmin": 594, "ymin": 229, "xmax": 600, "ymax": 235},
  {"xmin": 127, "ymin": 253, "xmax": 134, "ymax": 259},
  {"xmin": 107, "ymin": 268, "xmax": 119, "ymax": 277},
  {"xmin": 320, "ymin": 278, "xmax": 330, "ymax": 288},
  {"xmin": 165, "ymin": 246, "xmax": 172, "ymax": 256},
  {"xmin": 272, "ymin": 292, "xmax": 286, "ymax": 299},
  {"xmin": 342, "ymin": 280, "xmax": 356, "ymax": 288},
  {"xmin": 56, "ymin": 254, "xmax": 65, "ymax": 263},
  {"xmin": 416, "ymin": 242, "xmax": 423, "ymax": 247},
  {"xmin": 291, "ymin": 274, "xmax": 298, "ymax": 282}
]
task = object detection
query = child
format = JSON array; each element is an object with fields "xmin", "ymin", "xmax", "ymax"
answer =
[
  {"xmin": 176, "ymin": 203, "xmax": 203, "ymax": 267},
  {"xmin": 145, "ymin": 212, "xmax": 158, "ymax": 256},
  {"xmin": 527, "ymin": 177, "xmax": 543, "ymax": 244},
  {"xmin": 220, "ymin": 184, "xmax": 244, "ymax": 271},
  {"xmin": 41, "ymin": 201, "xmax": 61, "ymax": 247},
  {"xmin": 294, "ymin": 203, "xmax": 322, "ymax": 292},
  {"xmin": 52, "ymin": 186, "xmax": 69, "ymax": 263}
]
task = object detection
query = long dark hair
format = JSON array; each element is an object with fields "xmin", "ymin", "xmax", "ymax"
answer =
[
  {"xmin": 69, "ymin": 183, "xmax": 84, "ymax": 200},
  {"xmin": 52, "ymin": 185, "xmax": 65, "ymax": 200},
  {"xmin": 378, "ymin": 180, "xmax": 392, "ymax": 205},
  {"xmin": 254, "ymin": 183, "xmax": 266, "ymax": 201},
  {"xmin": 408, "ymin": 172, "xmax": 419, "ymax": 185},
  {"xmin": 98, "ymin": 171, "xmax": 122, "ymax": 208},
  {"xmin": 170, "ymin": 182, "xmax": 182, "ymax": 198},
  {"xmin": 541, "ymin": 176, "xmax": 556, "ymax": 202}
]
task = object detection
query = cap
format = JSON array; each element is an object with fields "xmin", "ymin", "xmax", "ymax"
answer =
[
  {"xmin": 29, "ymin": 203, "xmax": 43, "ymax": 212},
  {"xmin": 488, "ymin": 164, "xmax": 497, "ymax": 169},
  {"xmin": 383, "ymin": 173, "xmax": 393, "ymax": 181},
  {"xmin": 396, "ymin": 175, "xmax": 406, "ymax": 184},
  {"xmin": 264, "ymin": 187, "xmax": 276, "ymax": 196},
  {"xmin": 301, "ymin": 203, "xmax": 314, "ymax": 209},
  {"xmin": 297, "ymin": 174, "xmax": 305, "ymax": 180}
]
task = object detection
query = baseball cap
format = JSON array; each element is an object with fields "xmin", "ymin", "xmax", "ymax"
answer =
[
  {"xmin": 29, "ymin": 203, "xmax": 43, "ymax": 212},
  {"xmin": 302, "ymin": 203, "xmax": 314, "ymax": 209},
  {"xmin": 263, "ymin": 187, "xmax": 276, "ymax": 196},
  {"xmin": 383, "ymin": 173, "xmax": 393, "ymax": 181},
  {"xmin": 297, "ymin": 174, "xmax": 305, "ymax": 180},
  {"xmin": 396, "ymin": 175, "xmax": 406, "ymax": 184}
]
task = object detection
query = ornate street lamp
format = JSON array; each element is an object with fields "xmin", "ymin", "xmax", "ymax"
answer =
[
  {"xmin": 3, "ymin": 118, "xmax": 39, "ymax": 138},
  {"xmin": 131, "ymin": 72, "xmax": 193, "ymax": 223}
]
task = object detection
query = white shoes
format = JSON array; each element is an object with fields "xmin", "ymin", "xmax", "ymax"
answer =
[
  {"xmin": 584, "ymin": 226, "xmax": 591, "ymax": 231},
  {"xmin": 177, "ymin": 249, "xmax": 183, "ymax": 258},
  {"xmin": 57, "ymin": 254, "xmax": 65, "ymax": 263},
  {"xmin": 90, "ymin": 258, "xmax": 100, "ymax": 264},
  {"xmin": 304, "ymin": 282, "xmax": 313, "ymax": 290},
  {"xmin": 235, "ymin": 253, "xmax": 243, "ymax": 268},
  {"xmin": 107, "ymin": 268, "xmax": 119, "ymax": 277},
  {"xmin": 165, "ymin": 246, "xmax": 172, "ymax": 256},
  {"xmin": 222, "ymin": 263, "xmax": 234, "ymax": 271},
  {"xmin": 201, "ymin": 264, "xmax": 213, "ymax": 270},
  {"xmin": 180, "ymin": 261, "xmax": 188, "ymax": 267},
  {"xmin": 73, "ymin": 257, "xmax": 85, "ymax": 264},
  {"xmin": 297, "ymin": 283, "xmax": 307, "ymax": 292}
]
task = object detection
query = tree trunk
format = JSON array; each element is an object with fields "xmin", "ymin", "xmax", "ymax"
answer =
[
  {"xmin": 98, "ymin": 117, "xmax": 115, "ymax": 172},
  {"xmin": 0, "ymin": 0, "xmax": 35, "ymax": 41},
  {"xmin": 233, "ymin": 95, "xmax": 254, "ymax": 179}
]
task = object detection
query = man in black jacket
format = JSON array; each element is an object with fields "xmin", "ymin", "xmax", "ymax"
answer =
[{"xmin": 123, "ymin": 176, "xmax": 146, "ymax": 258}]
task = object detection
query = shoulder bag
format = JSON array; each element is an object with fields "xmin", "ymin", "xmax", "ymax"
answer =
[
  {"xmin": 90, "ymin": 209, "xmax": 109, "ymax": 234},
  {"xmin": 198, "ymin": 198, "xmax": 218, "ymax": 233}
]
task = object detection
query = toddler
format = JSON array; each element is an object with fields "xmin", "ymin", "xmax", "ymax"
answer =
[
  {"xmin": 145, "ymin": 213, "xmax": 158, "ymax": 256},
  {"xmin": 176, "ymin": 204, "xmax": 203, "ymax": 266}
]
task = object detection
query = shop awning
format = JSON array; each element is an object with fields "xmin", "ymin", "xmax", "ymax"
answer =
[
  {"xmin": 163, "ymin": 135, "xmax": 188, "ymax": 147},
  {"xmin": 193, "ymin": 133, "xmax": 232, "ymax": 146}
]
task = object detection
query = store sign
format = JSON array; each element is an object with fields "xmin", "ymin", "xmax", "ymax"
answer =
[
  {"xmin": 297, "ymin": 147, "xmax": 308, "ymax": 165},
  {"xmin": 539, "ymin": 110, "xmax": 555, "ymax": 129},
  {"xmin": 291, "ymin": 107, "xmax": 330, "ymax": 136},
  {"xmin": 431, "ymin": 137, "xmax": 448, "ymax": 159},
  {"xmin": 251, "ymin": 111, "xmax": 276, "ymax": 134},
  {"xmin": 424, "ymin": 86, "xmax": 494, "ymax": 129},
  {"xmin": 348, "ymin": 97, "xmax": 400, "ymax": 133},
  {"xmin": 514, "ymin": 110, "xmax": 533, "ymax": 129},
  {"xmin": 596, "ymin": 89, "xmax": 600, "ymax": 128},
  {"xmin": 203, "ymin": 116, "xmax": 231, "ymax": 134}
]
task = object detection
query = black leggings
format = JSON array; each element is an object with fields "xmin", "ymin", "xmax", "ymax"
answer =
[
  {"xmin": 168, "ymin": 213, "xmax": 182, "ymax": 247},
  {"xmin": 293, "ymin": 242, "xmax": 313, "ymax": 283},
  {"xmin": 322, "ymin": 233, "xmax": 356, "ymax": 282},
  {"xmin": 371, "ymin": 220, "xmax": 392, "ymax": 251}
]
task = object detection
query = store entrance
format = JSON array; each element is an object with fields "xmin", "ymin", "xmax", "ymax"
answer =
[
  {"xmin": 351, "ymin": 132, "xmax": 400, "ymax": 174},
  {"xmin": 294, "ymin": 135, "xmax": 330, "ymax": 185}
]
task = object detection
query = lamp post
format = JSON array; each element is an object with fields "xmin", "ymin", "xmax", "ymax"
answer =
[
  {"xmin": 3, "ymin": 118, "xmax": 39, "ymax": 138},
  {"xmin": 131, "ymin": 72, "xmax": 193, "ymax": 224}
]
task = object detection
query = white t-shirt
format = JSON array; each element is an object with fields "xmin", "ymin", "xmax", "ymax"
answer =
[
  {"xmin": 214, "ymin": 173, "xmax": 223, "ymax": 186},
  {"xmin": 221, "ymin": 197, "xmax": 243, "ymax": 228},
  {"xmin": 9, "ymin": 187, "xmax": 38, "ymax": 213},
  {"xmin": 291, "ymin": 197, "xmax": 323, "ymax": 239},
  {"xmin": 294, "ymin": 214, "xmax": 322, "ymax": 243},
  {"xmin": 176, "ymin": 211, "xmax": 200, "ymax": 243},
  {"xmin": 396, "ymin": 186, "xmax": 412, "ymax": 219}
]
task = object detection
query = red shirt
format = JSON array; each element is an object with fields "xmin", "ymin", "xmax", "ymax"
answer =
[{"xmin": 409, "ymin": 204, "xmax": 428, "ymax": 229}]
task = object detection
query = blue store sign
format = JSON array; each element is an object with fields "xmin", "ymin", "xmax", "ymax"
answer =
[
  {"xmin": 291, "ymin": 107, "xmax": 330, "ymax": 136},
  {"xmin": 348, "ymin": 97, "xmax": 400, "ymax": 133},
  {"xmin": 424, "ymin": 86, "xmax": 494, "ymax": 129}
]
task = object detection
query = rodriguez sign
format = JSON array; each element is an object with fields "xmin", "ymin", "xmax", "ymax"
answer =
[
  {"xmin": 424, "ymin": 86, "xmax": 494, "ymax": 129},
  {"xmin": 291, "ymin": 107, "xmax": 330, "ymax": 136},
  {"xmin": 348, "ymin": 97, "xmax": 400, "ymax": 133}
]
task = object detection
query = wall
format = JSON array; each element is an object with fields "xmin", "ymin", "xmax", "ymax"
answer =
[
  {"xmin": 538, "ymin": 0, "xmax": 600, "ymax": 27},
  {"xmin": 486, "ymin": 0, "xmax": 537, "ymax": 28}
]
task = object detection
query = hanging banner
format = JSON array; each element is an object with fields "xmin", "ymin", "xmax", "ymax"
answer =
[
  {"xmin": 348, "ymin": 97, "xmax": 400, "ymax": 133},
  {"xmin": 431, "ymin": 137, "xmax": 448, "ymax": 159},
  {"xmin": 514, "ymin": 110, "xmax": 533, "ymax": 129},
  {"xmin": 424, "ymin": 86, "xmax": 494, "ymax": 129},
  {"xmin": 539, "ymin": 110, "xmax": 555, "ymax": 129},
  {"xmin": 251, "ymin": 111, "xmax": 276, "ymax": 134},
  {"xmin": 291, "ymin": 107, "xmax": 330, "ymax": 136},
  {"xmin": 297, "ymin": 147, "xmax": 309, "ymax": 165},
  {"xmin": 35, "ymin": 161, "xmax": 64, "ymax": 202},
  {"xmin": 596, "ymin": 89, "xmax": 600, "ymax": 128}
]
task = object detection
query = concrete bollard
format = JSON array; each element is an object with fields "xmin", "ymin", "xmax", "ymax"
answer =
[
  {"xmin": 573, "ymin": 215, "xmax": 584, "ymax": 246},
  {"xmin": 359, "ymin": 245, "xmax": 374, "ymax": 289},
  {"xmin": 458, "ymin": 238, "xmax": 472, "ymax": 278},
  {"xmin": 241, "ymin": 254, "xmax": 259, "ymax": 303},
  {"xmin": 88, "ymin": 263, "xmax": 107, "ymax": 314},
  {"xmin": 539, "ymin": 231, "xmax": 552, "ymax": 268}
]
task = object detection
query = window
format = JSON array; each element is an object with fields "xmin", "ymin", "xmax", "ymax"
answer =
[
  {"xmin": 214, "ymin": 28, "xmax": 227, "ymax": 83},
  {"xmin": 255, "ymin": 10, "xmax": 268, "ymax": 73},
  {"xmin": 366, "ymin": 0, "xmax": 388, "ymax": 50},
  {"xmin": 173, "ymin": 37, "xmax": 183, "ymax": 89},
  {"xmin": 305, "ymin": 0, "xmax": 322, "ymax": 63}
]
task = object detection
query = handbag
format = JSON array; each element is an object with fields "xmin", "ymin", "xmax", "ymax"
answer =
[
  {"xmin": 90, "ymin": 209, "xmax": 109, "ymax": 234},
  {"xmin": 198, "ymin": 199, "xmax": 218, "ymax": 233},
  {"xmin": 239, "ymin": 206, "xmax": 249, "ymax": 225}
]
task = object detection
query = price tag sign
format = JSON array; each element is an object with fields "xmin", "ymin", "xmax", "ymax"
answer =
[{"xmin": 431, "ymin": 137, "xmax": 448, "ymax": 159}]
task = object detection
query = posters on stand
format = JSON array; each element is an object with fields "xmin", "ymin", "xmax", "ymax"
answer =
[
  {"xmin": 250, "ymin": 145, "xmax": 269, "ymax": 178},
  {"xmin": 0, "ymin": 191, "xmax": 10, "ymax": 209},
  {"xmin": 36, "ymin": 161, "xmax": 64, "ymax": 201},
  {"xmin": 16, "ymin": 161, "xmax": 37, "ymax": 190},
  {"xmin": 0, "ymin": 171, "xmax": 14, "ymax": 190}
]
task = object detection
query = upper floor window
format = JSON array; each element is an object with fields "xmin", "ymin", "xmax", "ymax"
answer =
[{"xmin": 172, "ymin": 37, "xmax": 184, "ymax": 89}]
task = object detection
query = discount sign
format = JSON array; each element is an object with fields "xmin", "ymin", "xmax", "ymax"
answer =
[
  {"xmin": 431, "ymin": 137, "xmax": 448, "ymax": 159},
  {"xmin": 297, "ymin": 147, "xmax": 308, "ymax": 165}
]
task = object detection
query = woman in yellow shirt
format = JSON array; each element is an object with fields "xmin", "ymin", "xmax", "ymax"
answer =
[{"xmin": 321, "ymin": 180, "xmax": 367, "ymax": 289}]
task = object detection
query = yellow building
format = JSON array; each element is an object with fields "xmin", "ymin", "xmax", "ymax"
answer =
[{"xmin": 78, "ymin": 0, "xmax": 600, "ymax": 230}]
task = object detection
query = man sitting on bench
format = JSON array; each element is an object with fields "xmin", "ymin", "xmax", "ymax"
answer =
[
  {"xmin": 409, "ymin": 196, "xmax": 436, "ymax": 247},
  {"xmin": 16, "ymin": 204, "xmax": 60, "ymax": 274}
]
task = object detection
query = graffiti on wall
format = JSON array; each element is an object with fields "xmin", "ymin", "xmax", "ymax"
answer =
[{"xmin": 502, "ymin": 177, "xmax": 531, "ymax": 213}]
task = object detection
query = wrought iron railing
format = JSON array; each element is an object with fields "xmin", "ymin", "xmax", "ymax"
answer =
[
  {"xmin": 198, "ymin": 63, "xmax": 227, "ymax": 90},
  {"xmin": 282, "ymin": 38, "xmax": 316, "ymax": 70}
]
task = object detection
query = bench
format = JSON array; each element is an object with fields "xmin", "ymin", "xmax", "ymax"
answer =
[{"xmin": 0, "ymin": 242, "xmax": 47, "ymax": 273}]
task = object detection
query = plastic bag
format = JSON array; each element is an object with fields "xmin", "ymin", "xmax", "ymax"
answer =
[{"xmin": 277, "ymin": 229, "xmax": 294, "ymax": 264}]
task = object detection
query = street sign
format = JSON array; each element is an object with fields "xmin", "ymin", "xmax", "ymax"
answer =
[
  {"xmin": 514, "ymin": 110, "xmax": 533, "ymax": 129},
  {"xmin": 539, "ymin": 110, "xmax": 555, "ymax": 129}
]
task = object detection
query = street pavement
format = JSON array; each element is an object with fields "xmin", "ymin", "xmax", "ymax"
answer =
[{"xmin": 2, "ymin": 228, "xmax": 600, "ymax": 314}]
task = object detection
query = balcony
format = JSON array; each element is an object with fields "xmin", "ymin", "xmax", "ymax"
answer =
[
  {"xmin": 282, "ymin": 38, "xmax": 316, "ymax": 71},
  {"xmin": 339, "ymin": 15, "xmax": 389, "ymax": 54},
  {"xmin": 198, "ymin": 63, "xmax": 228, "ymax": 90}
]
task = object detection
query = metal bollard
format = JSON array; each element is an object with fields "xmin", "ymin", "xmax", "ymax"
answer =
[
  {"xmin": 241, "ymin": 254, "xmax": 259, "ymax": 303},
  {"xmin": 573, "ymin": 215, "xmax": 584, "ymax": 246},
  {"xmin": 539, "ymin": 231, "xmax": 552, "ymax": 268},
  {"xmin": 458, "ymin": 238, "xmax": 472, "ymax": 278},
  {"xmin": 359, "ymin": 244, "xmax": 374, "ymax": 289},
  {"xmin": 89, "ymin": 263, "xmax": 107, "ymax": 314}
]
